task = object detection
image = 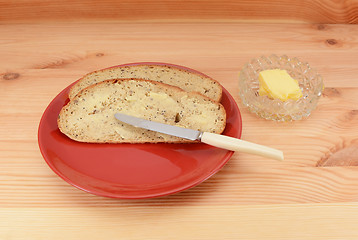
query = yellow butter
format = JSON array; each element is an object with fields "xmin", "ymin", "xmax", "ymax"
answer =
[
  {"xmin": 258, "ymin": 69, "xmax": 303, "ymax": 101},
  {"xmin": 149, "ymin": 92, "xmax": 177, "ymax": 106}
]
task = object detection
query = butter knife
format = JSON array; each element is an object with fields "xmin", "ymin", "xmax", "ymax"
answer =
[{"xmin": 114, "ymin": 113, "xmax": 284, "ymax": 161}]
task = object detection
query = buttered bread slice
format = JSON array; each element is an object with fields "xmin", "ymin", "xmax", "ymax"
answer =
[
  {"xmin": 58, "ymin": 79, "xmax": 226, "ymax": 143},
  {"xmin": 68, "ymin": 64, "xmax": 222, "ymax": 102}
]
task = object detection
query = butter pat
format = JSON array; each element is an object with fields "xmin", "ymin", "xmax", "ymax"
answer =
[{"xmin": 259, "ymin": 69, "xmax": 303, "ymax": 101}]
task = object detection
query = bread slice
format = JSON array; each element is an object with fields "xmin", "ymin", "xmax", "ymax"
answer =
[
  {"xmin": 68, "ymin": 64, "xmax": 222, "ymax": 102},
  {"xmin": 58, "ymin": 79, "xmax": 226, "ymax": 143}
]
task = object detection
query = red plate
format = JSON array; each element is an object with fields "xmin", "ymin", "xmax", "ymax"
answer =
[{"xmin": 38, "ymin": 63, "xmax": 242, "ymax": 199}]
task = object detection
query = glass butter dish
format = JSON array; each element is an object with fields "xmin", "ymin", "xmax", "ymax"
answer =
[{"xmin": 238, "ymin": 55, "xmax": 324, "ymax": 121}]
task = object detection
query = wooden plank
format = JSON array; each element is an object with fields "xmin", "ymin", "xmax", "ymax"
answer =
[
  {"xmin": 0, "ymin": 0, "xmax": 358, "ymax": 23},
  {"xmin": 1, "ymin": 204, "xmax": 358, "ymax": 239},
  {"xmin": 2, "ymin": 156, "xmax": 358, "ymax": 206},
  {"xmin": 0, "ymin": 23, "xmax": 357, "ymax": 84}
]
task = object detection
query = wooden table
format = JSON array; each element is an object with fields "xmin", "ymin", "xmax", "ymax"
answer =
[{"xmin": 1, "ymin": 2, "xmax": 358, "ymax": 238}]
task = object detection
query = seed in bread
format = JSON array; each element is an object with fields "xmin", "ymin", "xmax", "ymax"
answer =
[
  {"xmin": 58, "ymin": 79, "xmax": 226, "ymax": 143},
  {"xmin": 68, "ymin": 64, "xmax": 222, "ymax": 102}
]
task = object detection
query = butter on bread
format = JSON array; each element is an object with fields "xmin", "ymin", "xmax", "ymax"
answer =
[
  {"xmin": 68, "ymin": 64, "xmax": 222, "ymax": 102},
  {"xmin": 58, "ymin": 79, "xmax": 226, "ymax": 143}
]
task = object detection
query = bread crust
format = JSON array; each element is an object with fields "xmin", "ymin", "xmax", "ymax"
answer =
[
  {"xmin": 58, "ymin": 79, "xmax": 226, "ymax": 143},
  {"xmin": 68, "ymin": 64, "xmax": 222, "ymax": 102}
]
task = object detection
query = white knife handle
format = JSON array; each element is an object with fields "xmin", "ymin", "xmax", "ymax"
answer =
[{"xmin": 200, "ymin": 132, "xmax": 284, "ymax": 161}]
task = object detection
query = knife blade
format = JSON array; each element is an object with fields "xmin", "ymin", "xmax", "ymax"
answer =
[{"xmin": 114, "ymin": 113, "xmax": 284, "ymax": 161}]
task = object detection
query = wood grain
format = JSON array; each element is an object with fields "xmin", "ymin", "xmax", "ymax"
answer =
[
  {"xmin": 1, "ymin": 22, "xmax": 358, "ymax": 239},
  {"xmin": 2, "ymin": 204, "xmax": 358, "ymax": 240},
  {"xmin": 0, "ymin": 0, "xmax": 358, "ymax": 23}
]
